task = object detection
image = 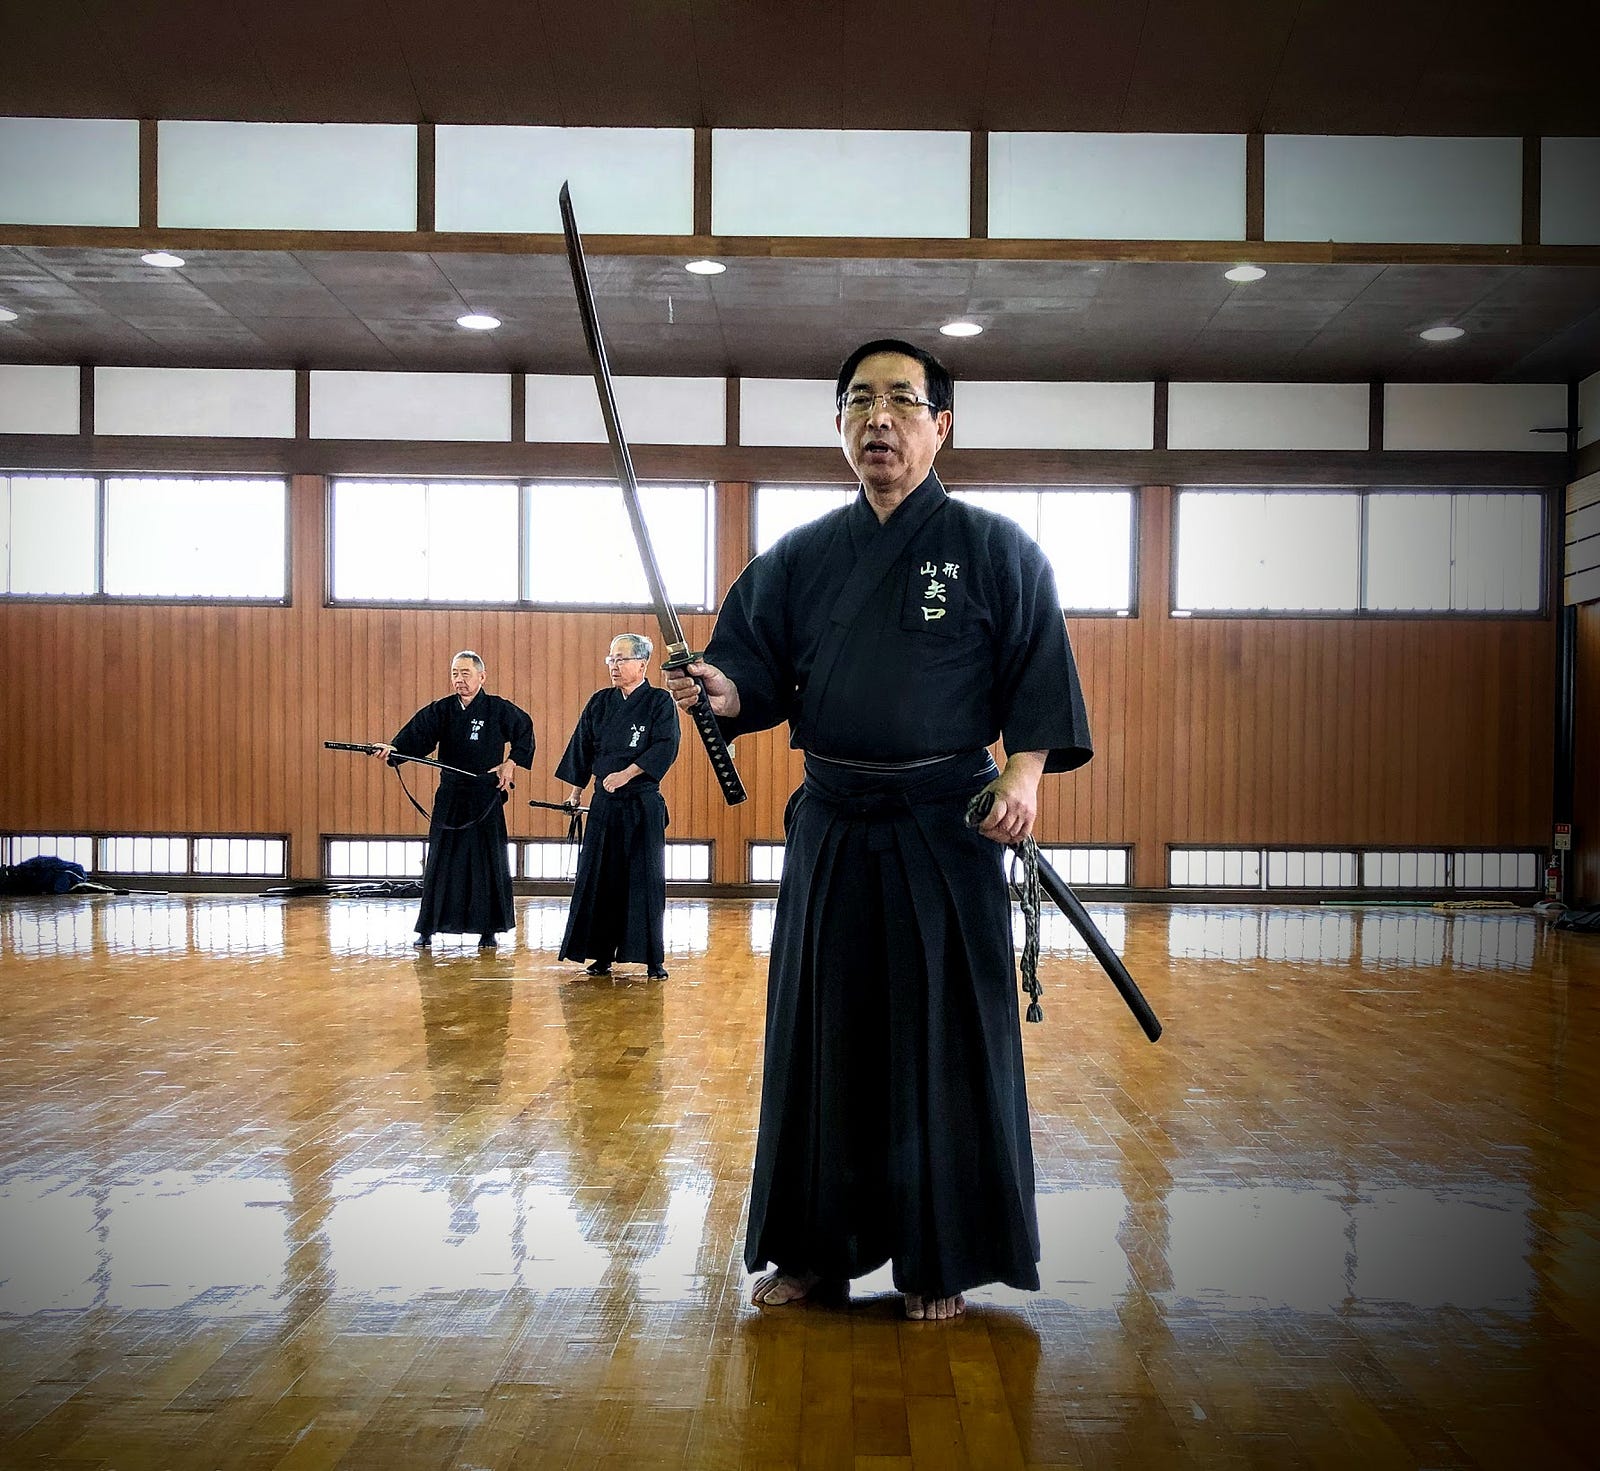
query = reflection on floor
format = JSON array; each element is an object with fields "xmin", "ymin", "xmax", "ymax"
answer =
[{"xmin": 0, "ymin": 895, "xmax": 1595, "ymax": 1467}]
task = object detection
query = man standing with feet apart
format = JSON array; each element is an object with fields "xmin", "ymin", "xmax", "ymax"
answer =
[
  {"xmin": 666, "ymin": 340, "xmax": 1092, "ymax": 1321},
  {"xmin": 372, "ymin": 650, "xmax": 534, "ymax": 951},
  {"xmin": 557, "ymin": 632, "xmax": 681, "ymax": 981}
]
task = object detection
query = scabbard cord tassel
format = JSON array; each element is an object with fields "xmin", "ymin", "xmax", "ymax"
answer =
[{"xmin": 1011, "ymin": 838, "xmax": 1044, "ymax": 1023}]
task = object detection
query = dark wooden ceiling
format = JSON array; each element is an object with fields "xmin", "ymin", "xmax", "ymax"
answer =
[
  {"xmin": 2, "ymin": 0, "xmax": 1598, "ymax": 385},
  {"xmin": 6, "ymin": 0, "xmax": 1597, "ymax": 134}
]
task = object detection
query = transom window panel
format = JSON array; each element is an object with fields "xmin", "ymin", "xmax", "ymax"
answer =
[
  {"xmin": 1453, "ymin": 851, "xmax": 1538, "ymax": 890},
  {"xmin": 3, "ymin": 476, "xmax": 96, "ymax": 595},
  {"xmin": 754, "ymin": 486, "xmax": 855, "ymax": 554},
  {"xmin": 104, "ymin": 477, "xmax": 287, "ymax": 599},
  {"xmin": 1036, "ymin": 847, "xmax": 1129, "ymax": 886},
  {"xmin": 331, "ymin": 479, "xmax": 519, "ymax": 603},
  {"xmin": 1365, "ymin": 492, "xmax": 1543, "ymax": 612},
  {"xmin": 1175, "ymin": 491, "xmax": 1361, "ymax": 612},
  {"xmin": 1363, "ymin": 851, "xmax": 1449, "ymax": 888},
  {"xmin": 525, "ymin": 482, "xmax": 713, "ymax": 609},
  {"xmin": 956, "ymin": 489, "xmax": 1134, "ymax": 614},
  {"xmin": 522, "ymin": 841, "xmax": 581, "ymax": 880}
]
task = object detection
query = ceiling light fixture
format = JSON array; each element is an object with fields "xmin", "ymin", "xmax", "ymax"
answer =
[
  {"xmin": 141, "ymin": 251, "xmax": 186, "ymax": 268},
  {"xmin": 939, "ymin": 321, "xmax": 983, "ymax": 338},
  {"xmin": 1419, "ymin": 325, "xmax": 1465, "ymax": 342},
  {"xmin": 1224, "ymin": 264, "xmax": 1267, "ymax": 282},
  {"xmin": 684, "ymin": 259, "xmax": 726, "ymax": 276},
  {"xmin": 456, "ymin": 313, "xmax": 501, "ymax": 331},
  {"xmin": 0, "ymin": 307, "xmax": 17, "ymax": 323}
]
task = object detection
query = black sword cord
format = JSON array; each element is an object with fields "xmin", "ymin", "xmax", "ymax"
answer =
[
  {"xmin": 323, "ymin": 741, "xmax": 505, "ymax": 832},
  {"xmin": 393, "ymin": 763, "xmax": 506, "ymax": 833}
]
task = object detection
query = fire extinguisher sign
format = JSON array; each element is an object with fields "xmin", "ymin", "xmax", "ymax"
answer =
[{"xmin": 1554, "ymin": 824, "xmax": 1573, "ymax": 852}]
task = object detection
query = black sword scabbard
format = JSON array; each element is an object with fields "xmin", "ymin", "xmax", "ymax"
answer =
[
  {"xmin": 968, "ymin": 791, "xmax": 1162, "ymax": 1042},
  {"xmin": 558, "ymin": 182, "xmax": 746, "ymax": 806}
]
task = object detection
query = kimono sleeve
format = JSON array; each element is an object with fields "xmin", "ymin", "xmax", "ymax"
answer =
[
  {"xmin": 994, "ymin": 532, "xmax": 1093, "ymax": 774},
  {"xmin": 705, "ymin": 548, "xmax": 798, "ymax": 740},
  {"xmin": 554, "ymin": 693, "xmax": 600, "ymax": 788},
  {"xmin": 633, "ymin": 686, "xmax": 682, "ymax": 781},
  {"xmin": 501, "ymin": 698, "xmax": 536, "ymax": 769},
  {"xmin": 390, "ymin": 701, "xmax": 441, "ymax": 759}
]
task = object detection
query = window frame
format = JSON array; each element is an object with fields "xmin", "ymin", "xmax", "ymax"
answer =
[
  {"xmin": 1170, "ymin": 486, "xmax": 1550, "ymax": 620},
  {"xmin": 0, "ymin": 470, "xmax": 292, "ymax": 606},
  {"xmin": 326, "ymin": 475, "xmax": 718, "ymax": 613}
]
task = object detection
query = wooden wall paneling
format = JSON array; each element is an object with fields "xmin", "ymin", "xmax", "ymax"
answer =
[{"xmin": 1573, "ymin": 604, "xmax": 1600, "ymax": 904}]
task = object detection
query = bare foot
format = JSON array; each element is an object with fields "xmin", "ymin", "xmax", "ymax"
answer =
[
  {"xmin": 904, "ymin": 1292, "xmax": 966, "ymax": 1321},
  {"xmin": 751, "ymin": 1270, "xmax": 822, "ymax": 1306}
]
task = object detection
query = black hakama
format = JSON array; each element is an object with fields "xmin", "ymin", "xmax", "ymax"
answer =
[
  {"xmin": 707, "ymin": 472, "xmax": 1092, "ymax": 1298},
  {"xmin": 390, "ymin": 690, "xmax": 535, "ymax": 939},
  {"xmin": 555, "ymin": 680, "xmax": 681, "ymax": 969}
]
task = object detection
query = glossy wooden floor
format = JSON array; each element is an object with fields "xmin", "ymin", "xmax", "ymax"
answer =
[{"xmin": 1, "ymin": 895, "xmax": 1596, "ymax": 1469}]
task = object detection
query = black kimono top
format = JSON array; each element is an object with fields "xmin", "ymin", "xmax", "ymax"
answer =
[
  {"xmin": 555, "ymin": 681, "xmax": 681, "ymax": 794},
  {"xmin": 707, "ymin": 472, "xmax": 1092, "ymax": 773},
  {"xmin": 391, "ymin": 690, "xmax": 536, "ymax": 786}
]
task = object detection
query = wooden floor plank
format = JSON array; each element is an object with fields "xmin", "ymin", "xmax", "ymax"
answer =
[{"xmin": 0, "ymin": 894, "xmax": 1594, "ymax": 1469}]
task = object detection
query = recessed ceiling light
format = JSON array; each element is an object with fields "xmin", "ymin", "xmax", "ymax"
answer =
[
  {"xmin": 939, "ymin": 321, "xmax": 983, "ymax": 337},
  {"xmin": 0, "ymin": 307, "xmax": 17, "ymax": 323},
  {"xmin": 1224, "ymin": 264, "xmax": 1267, "ymax": 282},
  {"xmin": 684, "ymin": 259, "xmax": 726, "ymax": 276},
  {"xmin": 1419, "ymin": 325, "xmax": 1465, "ymax": 342},
  {"xmin": 141, "ymin": 251, "xmax": 185, "ymax": 268},
  {"xmin": 456, "ymin": 313, "xmax": 501, "ymax": 331}
]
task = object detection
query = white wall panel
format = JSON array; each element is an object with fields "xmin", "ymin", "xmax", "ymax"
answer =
[
  {"xmin": 436, "ymin": 127, "xmax": 693, "ymax": 234},
  {"xmin": 712, "ymin": 131, "xmax": 967, "ymax": 238},
  {"xmin": 95, "ymin": 367, "xmax": 295, "ymax": 438},
  {"xmin": 0, "ymin": 118, "xmax": 139, "ymax": 227},
  {"xmin": 1169, "ymin": 382, "xmax": 1368, "ymax": 450},
  {"xmin": 526, "ymin": 375, "xmax": 724, "ymax": 445},
  {"xmin": 159, "ymin": 122, "xmax": 416, "ymax": 231},
  {"xmin": 1542, "ymin": 138, "xmax": 1600, "ymax": 246},
  {"xmin": 1384, "ymin": 383, "xmax": 1568, "ymax": 452},
  {"xmin": 956, "ymin": 382, "xmax": 1154, "ymax": 450},
  {"xmin": 739, "ymin": 379, "xmax": 842, "ymax": 448},
  {"xmin": 1265, "ymin": 136, "xmax": 1521, "ymax": 244},
  {"xmin": 311, "ymin": 372, "xmax": 509, "ymax": 441},
  {"xmin": 0, "ymin": 365, "xmax": 80, "ymax": 434},
  {"xmin": 1579, "ymin": 369, "xmax": 1599, "ymax": 450},
  {"xmin": 989, "ymin": 133, "xmax": 1245, "ymax": 241}
]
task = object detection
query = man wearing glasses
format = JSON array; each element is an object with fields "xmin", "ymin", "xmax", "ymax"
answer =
[
  {"xmin": 555, "ymin": 633, "xmax": 681, "ymax": 980},
  {"xmin": 666, "ymin": 339, "xmax": 1092, "ymax": 1321}
]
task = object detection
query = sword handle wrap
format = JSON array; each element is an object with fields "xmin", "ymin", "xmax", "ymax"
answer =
[{"xmin": 663, "ymin": 650, "xmax": 746, "ymax": 806}]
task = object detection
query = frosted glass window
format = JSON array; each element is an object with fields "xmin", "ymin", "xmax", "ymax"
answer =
[
  {"xmin": 5, "ymin": 835, "xmax": 94, "ymax": 868},
  {"xmin": 1169, "ymin": 849, "xmax": 1263, "ymax": 887},
  {"xmin": 954, "ymin": 488, "xmax": 1135, "ymax": 613},
  {"xmin": 525, "ymin": 483, "xmax": 712, "ymax": 610},
  {"xmin": 4, "ymin": 476, "xmax": 96, "ymax": 595},
  {"xmin": 754, "ymin": 486, "xmax": 855, "ymax": 554},
  {"xmin": 1265, "ymin": 851, "xmax": 1358, "ymax": 888},
  {"xmin": 104, "ymin": 478, "xmax": 286, "ymax": 599},
  {"xmin": 192, "ymin": 838, "xmax": 286, "ymax": 877},
  {"xmin": 1367, "ymin": 493, "xmax": 1543, "ymax": 612},
  {"xmin": 325, "ymin": 839, "xmax": 425, "ymax": 879},
  {"xmin": 1175, "ymin": 491, "xmax": 1360, "ymax": 612},
  {"xmin": 750, "ymin": 844, "xmax": 785, "ymax": 882},
  {"xmin": 99, "ymin": 836, "xmax": 189, "ymax": 875},
  {"xmin": 1037, "ymin": 847, "xmax": 1129, "ymax": 886},
  {"xmin": 1362, "ymin": 851, "xmax": 1449, "ymax": 888},
  {"xmin": 331, "ymin": 480, "xmax": 518, "ymax": 603},
  {"xmin": 1451, "ymin": 851, "xmax": 1537, "ymax": 890},
  {"xmin": 664, "ymin": 843, "xmax": 711, "ymax": 882},
  {"xmin": 523, "ymin": 841, "xmax": 580, "ymax": 880}
]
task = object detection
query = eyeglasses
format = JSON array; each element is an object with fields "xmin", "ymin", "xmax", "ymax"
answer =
[
  {"xmin": 604, "ymin": 655, "xmax": 645, "ymax": 665},
  {"xmin": 839, "ymin": 388, "xmax": 936, "ymax": 417}
]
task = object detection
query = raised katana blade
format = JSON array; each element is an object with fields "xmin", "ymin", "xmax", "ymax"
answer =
[{"xmin": 558, "ymin": 181, "xmax": 746, "ymax": 806}]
